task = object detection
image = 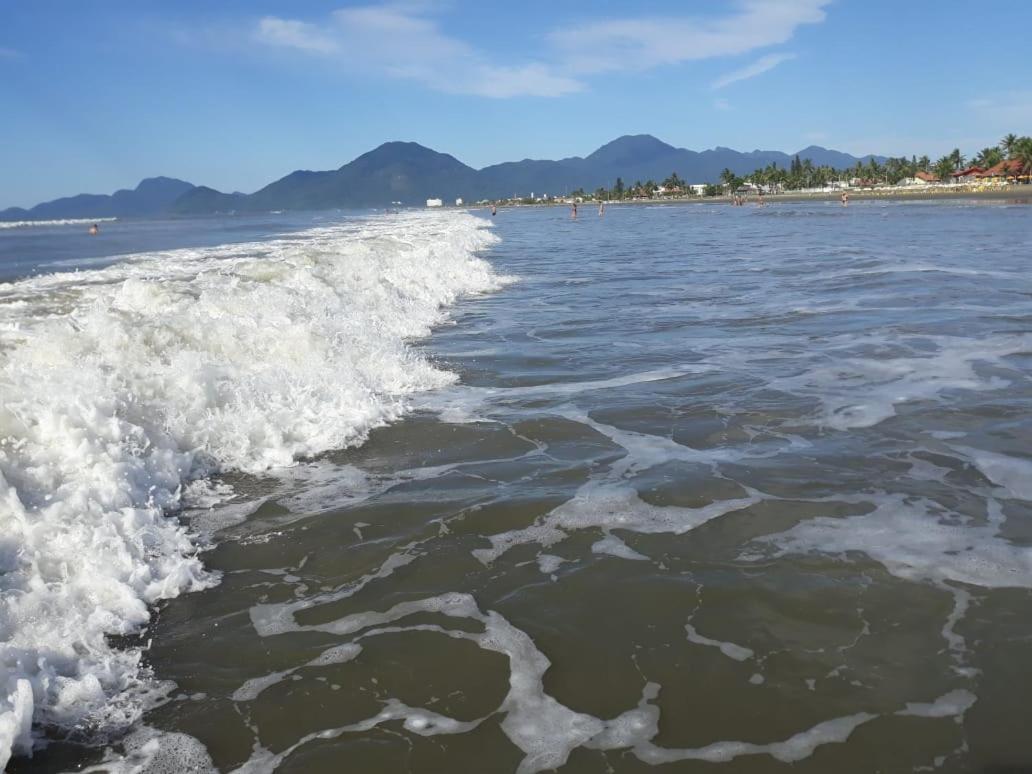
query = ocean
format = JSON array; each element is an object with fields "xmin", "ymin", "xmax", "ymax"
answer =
[{"xmin": 2, "ymin": 200, "xmax": 1031, "ymax": 773}]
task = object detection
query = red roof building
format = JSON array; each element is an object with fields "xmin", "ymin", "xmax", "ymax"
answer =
[
  {"xmin": 915, "ymin": 171, "xmax": 939, "ymax": 183},
  {"xmin": 981, "ymin": 159, "xmax": 1024, "ymax": 178},
  {"xmin": 951, "ymin": 166, "xmax": 985, "ymax": 180}
]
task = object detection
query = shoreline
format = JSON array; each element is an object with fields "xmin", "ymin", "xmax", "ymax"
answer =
[{"xmin": 490, "ymin": 184, "xmax": 1032, "ymax": 210}]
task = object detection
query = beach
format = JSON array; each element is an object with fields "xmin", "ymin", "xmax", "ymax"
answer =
[
  {"xmin": 494, "ymin": 184, "xmax": 1032, "ymax": 211},
  {"xmin": 3, "ymin": 200, "xmax": 1031, "ymax": 772}
]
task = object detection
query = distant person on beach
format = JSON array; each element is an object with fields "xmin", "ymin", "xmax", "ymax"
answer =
[
  {"xmin": 491, "ymin": 204, "xmax": 497, "ymax": 217},
  {"xmin": 88, "ymin": 223, "xmax": 99, "ymax": 235},
  {"xmin": 571, "ymin": 202, "xmax": 578, "ymax": 219}
]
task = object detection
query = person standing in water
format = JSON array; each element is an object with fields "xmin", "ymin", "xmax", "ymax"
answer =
[
  {"xmin": 571, "ymin": 201, "xmax": 578, "ymax": 219},
  {"xmin": 598, "ymin": 200, "xmax": 605, "ymax": 217},
  {"xmin": 491, "ymin": 203, "xmax": 497, "ymax": 217},
  {"xmin": 88, "ymin": 223, "xmax": 99, "ymax": 235},
  {"xmin": 840, "ymin": 191, "xmax": 849, "ymax": 206}
]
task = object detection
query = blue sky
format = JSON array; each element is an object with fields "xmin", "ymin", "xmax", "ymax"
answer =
[{"xmin": 2, "ymin": 0, "xmax": 1030, "ymax": 208}]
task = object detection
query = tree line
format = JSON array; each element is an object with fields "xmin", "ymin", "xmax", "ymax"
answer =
[{"xmin": 569, "ymin": 134, "xmax": 1032, "ymax": 200}]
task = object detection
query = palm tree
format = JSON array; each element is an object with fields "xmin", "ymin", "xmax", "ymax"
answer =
[
  {"xmin": 948, "ymin": 148, "xmax": 965, "ymax": 171},
  {"xmin": 975, "ymin": 147, "xmax": 1003, "ymax": 168},
  {"xmin": 1014, "ymin": 137, "xmax": 1032, "ymax": 182},
  {"xmin": 719, "ymin": 168, "xmax": 736, "ymax": 193},
  {"xmin": 662, "ymin": 172, "xmax": 684, "ymax": 193},
  {"xmin": 934, "ymin": 155, "xmax": 955, "ymax": 182},
  {"xmin": 1000, "ymin": 133, "xmax": 1019, "ymax": 157}
]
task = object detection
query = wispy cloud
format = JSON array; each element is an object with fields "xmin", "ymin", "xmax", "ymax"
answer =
[
  {"xmin": 245, "ymin": 1, "xmax": 829, "ymax": 99},
  {"xmin": 712, "ymin": 52, "xmax": 795, "ymax": 89},
  {"xmin": 256, "ymin": 18, "xmax": 337, "ymax": 55},
  {"xmin": 967, "ymin": 91, "xmax": 1032, "ymax": 125},
  {"xmin": 254, "ymin": 4, "xmax": 581, "ymax": 98},
  {"xmin": 549, "ymin": 0, "xmax": 829, "ymax": 75}
]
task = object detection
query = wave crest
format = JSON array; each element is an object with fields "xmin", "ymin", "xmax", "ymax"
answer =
[{"xmin": 0, "ymin": 211, "xmax": 502, "ymax": 765}]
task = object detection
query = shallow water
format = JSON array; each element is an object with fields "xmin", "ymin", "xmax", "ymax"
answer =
[{"xmin": 8, "ymin": 200, "xmax": 1032, "ymax": 772}]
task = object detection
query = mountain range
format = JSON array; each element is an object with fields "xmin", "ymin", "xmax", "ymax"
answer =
[
  {"xmin": 1, "ymin": 177, "xmax": 195, "ymax": 221},
  {"xmin": 2, "ymin": 136, "xmax": 885, "ymax": 219}
]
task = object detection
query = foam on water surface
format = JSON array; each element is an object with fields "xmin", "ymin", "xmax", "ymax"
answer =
[
  {"xmin": 897, "ymin": 689, "xmax": 977, "ymax": 719},
  {"xmin": 954, "ymin": 446, "xmax": 1032, "ymax": 501},
  {"xmin": 684, "ymin": 622, "xmax": 755, "ymax": 662},
  {"xmin": 749, "ymin": 492, "xmax": 1032, "ymax": 589},
  {"xmin": 0, "ymin": 211, "xmax": 503, "ymax": 765},
  {"xmin": 771, "ymin": 333, "xmax": 1030, "ymax": 431},
  {"xmin": 240, "ymin": 591, "xmax": 881, "ymax": 773}
]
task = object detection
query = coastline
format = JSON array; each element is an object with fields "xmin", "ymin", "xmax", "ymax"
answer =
[{"xmin": 490, "ymin": 184, "xmax": 1031, "ymax": 210}]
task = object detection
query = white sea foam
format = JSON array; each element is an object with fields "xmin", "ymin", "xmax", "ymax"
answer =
[
  {"xmin": 954, "ymin": 446, "xmax": 1032, "ymax": 501},
  {"xmin": 773, "ymin": 334, "xmax": 1029, "ymax": 431},
  {"xmin": 77, "ymin": 726, "xmax": 216, "ymax": 773},
  {"xmin": 242, "ymin": 591, "xmax": 874, "ymax": 773},
  {"xmin": 897, "ymin": 689, "xmax": 977, "ymax": 719},
  {"xmin": 0, "ymin": 210, "xmax": 503, "ymax": 766},
  {"xmin": 684, "ymin": 622, "xmax": 754, "ymax": 662},
  {"xmin": 472, "ymin": 409, "xmax": 768, "ymax": 565},
  {"xmin": 0, "ymin": 217, "xmax": 119, "ymax": 229},
  {"xmin": 749, "ymin": 493, "xmax": 1032, "ymax": 590}
]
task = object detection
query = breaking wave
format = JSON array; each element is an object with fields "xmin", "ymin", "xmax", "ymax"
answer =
[
  {"xmin": 0, "ymin": 217, "xmax": 119, "ymax": 229},
  {"xmin": 0, "ymin": 211, "xmax": 503, "ymax": 766}
]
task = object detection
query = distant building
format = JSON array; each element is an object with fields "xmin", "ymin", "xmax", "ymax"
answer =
[
  {"xmin": 950, "ymin": 166, "xmax": 984, "ymax": 183},
  {"xmin": 980, "ymin": 160, "xmax": 1023, "ymax": 181},
  {"xmin": 426, "ymin": 198, "xmax": 443, "ymax": 207},
  {"xmin": 688, "ymin": 184, "xmax": 707, "ymax": 195},
  {"xmin": 913, "ymin": 171, "xmax": 939, "ymax": 184},
  {"xmin": 455, "ymin": 198, "xmax": 463, "ymax": 206}
]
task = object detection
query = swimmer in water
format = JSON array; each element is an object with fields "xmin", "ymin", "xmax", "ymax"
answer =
[
  {"xmin": 491, "ymin": 203, "xmax": 497, "ymax": 216},
  {"xmin": 841, "ymin": 191, "xmax": 849, "ymax": 206},
  {"xmin": 88, "ymin": 223, "xmax": 99, "ymax": 235}
]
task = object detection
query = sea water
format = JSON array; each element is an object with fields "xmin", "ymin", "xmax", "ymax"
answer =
[{"xmin": 2, "ymin": 200, "xmax": 1032, "ymax": 772}]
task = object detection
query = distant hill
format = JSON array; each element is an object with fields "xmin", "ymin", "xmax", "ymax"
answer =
[
  {"xmin": 175, "ymin": 135, "xmax": 884, "ymax": 213},
  {"xmin": 2, "ymin": 137, "xmax": 887, "ymax": 219},
  {"xmin": 0, "ymin": 177, "xmax": 195, "ymax": 221}
]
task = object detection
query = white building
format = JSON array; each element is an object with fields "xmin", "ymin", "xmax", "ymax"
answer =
[
  {"xmin": 455, "ymin": 198, "xmax": 463, "ymax": 206},
  {"xmin": 426, "ymin": 198, "xmax": 443, "ymax": 208}
]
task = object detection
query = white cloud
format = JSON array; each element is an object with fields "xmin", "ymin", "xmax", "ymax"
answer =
[
  {"xmin": 253, "ymin": 4, "xmax": 581, "ymax": 98},
  {"xmin": 712, "ymin": 52, "xmax": 795, "ymax": 89},
  {"xmin": 246, "ymin": 1, "xmax": 829, "ymax": 99},
  {"xmin": 256, "ymin": 18, "xmax": 338, "ymax": 54},
  {"xmin": 549, "ymin": 0, "xmax": 829, "ymax": 75}
]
